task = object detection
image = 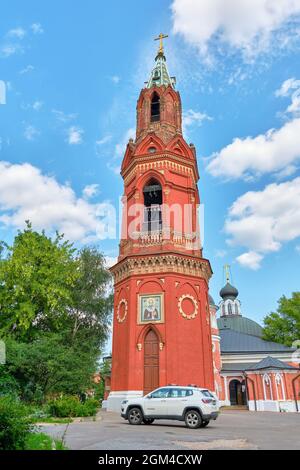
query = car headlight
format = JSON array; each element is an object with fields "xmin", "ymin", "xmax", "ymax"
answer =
[{"xmin": 121, "ymin": 400, "xmax": 128, "ymax": 405}]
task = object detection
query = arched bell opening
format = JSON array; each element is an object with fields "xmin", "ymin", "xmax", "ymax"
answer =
[
  {"xmin": 143, "ymin": 178, "xmax": 162, "ymax": 233},
  {"xmin": 150, "ymin": 92, "xmax": 160, "ymax": 122}
]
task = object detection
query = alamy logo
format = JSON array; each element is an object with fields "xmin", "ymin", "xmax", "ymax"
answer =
[{"xmin": 0, "ymin": 80, "xmax": 6, "ymax": 105}]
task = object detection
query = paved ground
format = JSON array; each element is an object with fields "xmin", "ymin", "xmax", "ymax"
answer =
[{"xmin": 41, "ymin": 409, "xmax": 300, "ymax": 450}]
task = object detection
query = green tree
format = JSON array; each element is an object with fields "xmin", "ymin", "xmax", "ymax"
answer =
[
  {"xmin": 0, "ymin": 222, "xmax": 79, "ymax": 338},
  {"xmin": 65, "ymin": 247, "xmax": 113, "ymax": 348},
  {"xmin": 0, "ymin": 226, "xmax": 113, "ymax": 400},
  {"xmin": 4, "ymin": 334, "xmax": 97, "ymax": 401},
  {"xmin": 263, "ymin": 292, "xmax": 300, "ymax": 346}
]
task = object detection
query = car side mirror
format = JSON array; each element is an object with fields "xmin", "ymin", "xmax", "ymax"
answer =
[{"xmin": 147, "ymin": 394, "xmax": 152, "ymax": 399}]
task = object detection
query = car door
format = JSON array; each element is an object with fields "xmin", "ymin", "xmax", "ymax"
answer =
[
  {"xmin": 143, "ymin": 387, "xmax": 170, "ymax": 417},
  {"xmin": 166, "ymin": 388, "xmax": 192, "ymax": 417}
]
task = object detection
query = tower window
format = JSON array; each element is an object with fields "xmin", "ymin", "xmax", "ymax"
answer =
[
  {"xmin": 151, "ymin": 92, "xmax": 160, "ymax": 122},
  {"xmin": 143, "ymin": 178, "xmax": 162, "ymax": 232}
]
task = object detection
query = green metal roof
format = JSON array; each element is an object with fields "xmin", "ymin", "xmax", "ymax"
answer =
[
  {"xmin": 217, "ymin": 315, "xmax": 263, "ymax": 338},
  {"xmin": 146, "ymin": 52, "xmax": 175, "ymax": 89}
]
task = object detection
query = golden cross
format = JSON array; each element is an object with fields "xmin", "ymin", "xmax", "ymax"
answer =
[
  {"xmin": 154, "ymin": 33, "xmax": 168, "ymax": 54},
  {"xmin": 224, "ymin": 264, "xmax": 231, "ymax": 283}
]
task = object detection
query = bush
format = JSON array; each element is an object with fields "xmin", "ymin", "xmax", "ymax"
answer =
[
  {"xmin": 0, "ymin": 368, "xmax": 20, "ymax": 398},
  {"xmin": 48, "ymin": 396, "xmax": 99, "ymax": 418},
  {"xmin": 0, "ymin": 397, "xmax": 32, "ymax": 450},
  {"xmin": 25, "ymin": 432, "xmax": 67, "ymax": 450}
]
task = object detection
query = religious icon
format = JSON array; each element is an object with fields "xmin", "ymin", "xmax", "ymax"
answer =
[{"xmin": 138, "ymin": 294, "xmax": 164, "ymax": 323}]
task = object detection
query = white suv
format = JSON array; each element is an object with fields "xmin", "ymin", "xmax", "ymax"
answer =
[{"xmin": 121, "ymin": 386, "xmax": 219, "ymax": 429}]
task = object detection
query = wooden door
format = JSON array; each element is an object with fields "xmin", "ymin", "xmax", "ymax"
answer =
[{"xmin": 144, "ymin": 329, "xmax": 159, "ymax": 395}]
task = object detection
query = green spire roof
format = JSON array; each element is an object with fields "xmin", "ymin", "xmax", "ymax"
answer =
[{"xmin": 146, "ymin": 51, "xmax": 176, "ymax": 89}]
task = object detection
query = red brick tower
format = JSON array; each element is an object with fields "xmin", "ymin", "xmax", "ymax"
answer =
[{"xmin": 107, "ymin": 36, "xmax": 214, "ymax": 411}]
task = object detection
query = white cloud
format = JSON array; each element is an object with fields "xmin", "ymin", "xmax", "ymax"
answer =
[
  {"xmin": 96, "ymin": 135, "xmax": 111, "ymax": 146},
  {"xmin": 225, "ymin": 177, "xmax": 300, "ymax": 267},
  {"xmin": 104, "ymin": 256, "xmax": 118, "ymax": 268},
  {"xmin": 52, "ymin": 109, "xmax": 77, "ymax": 123},
  {"xmin": 115, "ymin": 128, "xmax": 135, "ymax": 158},
  {"xmin": 171, "ymin": 0, "xmax": 300, "ymax": 59},
  {"xmin": 0, "ymin": 43, "xmax": 23, "ymax": 58},
  {"xmin": 67, "ymin": 126, "xmax": 83, "ymax": 145},
  {"xmin": 7, "ymin": 28, "xmax": 26, "ymax": 39},
  {"xmin": 107, "ymin": 128, "xmax": 135, "ymax": 175},
  {"xmin": 82, "ymin": 184, "xmax": 99, "ymax": 199},
  {"xmin": 31, "ymin": 23, "xmax": 44, "ymax": 34},
  {"xmin": 182, "ymin": 109, "xmax": 212, "ymax": 136},
  {"xmin": 275, "ymin": 77, "xmax": 300, "ymax": 97},
  {"xmin": 19, "ymin": 64, "xmax": 34, "ymax": 74},
  {"xmin": 276, "ymin": 77, "xmax": 300, "ymax": 116},
  {"xmin": 215, "ymin": 249, "xmax": 227, "ymax": 258},
  {"xmin": 0, "ymin": 161, "xmax": 115, "ymax": 242},
  {"xmin": 111, "ymin": 75, "xmax": 120, "ymax": 84},
  {"xmin": 206, "ymin": 117, "xmax": 300, "ymax": 179},
  {"xmin": 32, "ymin": 100, "xmax": 43, "ymax": 111},
  {"xmin": 24, "ymin": 125, "xmax": 39, "ymax": 141},
  {"xmin": 236, "ymin": 251, "xmax": 263, "ymax": 270}
]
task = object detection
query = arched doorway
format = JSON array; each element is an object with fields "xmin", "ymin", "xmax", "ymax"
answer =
[
  {"xmin": 229, "ymin": 379, "xmax": 247, "ymax": 406},
  {"xmin": 144, "ymin": 329, "xmax": 159, "ymax": 395}
]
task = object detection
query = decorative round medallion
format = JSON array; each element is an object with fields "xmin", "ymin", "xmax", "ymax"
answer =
[
  {"xmin": 178, "ymin": 294, "xmax": 198, "ymax": 320},
  {"xmin": 117, "ymin": 299, "xmax": 128, "ymax": 323}
]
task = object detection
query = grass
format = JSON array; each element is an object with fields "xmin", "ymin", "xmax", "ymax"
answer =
[
  {"xmin": 31, "ymin": 416, "xmax": 72, "ymax": 424},
  {"xmin": 25, "ymin": 432, "xmax": 67, "ymax": 450}
]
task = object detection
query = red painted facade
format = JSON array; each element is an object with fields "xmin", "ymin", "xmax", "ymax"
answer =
[{"xmin": 109, "ymin": 51, "xmax": 214, "ymax": 396}]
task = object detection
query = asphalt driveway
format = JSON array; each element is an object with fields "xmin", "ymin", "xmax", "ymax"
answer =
[{"xmin": 41, "ymin": 409, "xmax": 300, "ymax": 450}]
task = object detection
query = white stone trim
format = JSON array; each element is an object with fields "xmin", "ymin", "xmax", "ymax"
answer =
[
  {"xmin": 262, "ymin": 373, "xmax": 273, "ymax": 400},
  {"xmin": 222, "ymin": 352, "xmax": 295, "ymax": 363},
  {"xmin": 248, "ymin": 399, "xmax": 300, "ymax": 413},
  {"xmin": 275, "ymin": 373, "xmax": 286, "ymax": 401},
  {"xmin": 212, "ymin": 335, "xmax": 221, "ymax": 341}
]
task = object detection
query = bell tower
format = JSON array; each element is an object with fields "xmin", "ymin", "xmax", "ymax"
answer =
[{"xmin": 107, "ymin": 36, "xmax": 214, "ymax": 411}]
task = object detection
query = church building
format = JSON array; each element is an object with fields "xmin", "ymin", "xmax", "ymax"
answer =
[
  {"xmin": 106, "ymin": 37, "xmax": 299, "ymax": 413},
  {"xmin": 209, "ymin": 267, "xmax": 300, "ymax": 412}
]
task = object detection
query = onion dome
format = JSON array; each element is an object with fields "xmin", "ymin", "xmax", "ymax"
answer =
[{"xmin": 219, "ymin": 282, "xmax": 239, "ymax": 301}]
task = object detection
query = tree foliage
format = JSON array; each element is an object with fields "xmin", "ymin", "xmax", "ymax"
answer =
[
  {"xmin": 5, "ymin": 334, "xmax": 98, "ymax": 400},
  {"xmin": 66, "ymin": 246, "xmax": 113, "ymax": 347},
  {"xmin": 263, "ymin": 292, "xmax": 300, "ymax": 346},
  {"xmin": 0, "ymin": 222, "xmax": 79, "ymax": 338},
  {"xmin": 0, "ymin": 223, "xmax": 112, "ymax": 401}
]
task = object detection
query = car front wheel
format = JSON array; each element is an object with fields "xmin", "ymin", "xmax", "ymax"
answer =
[
  {"xmin": 185, "ymin": 410, "xmax": 202, "ymax": 429},
  {"xmin": 128, "ymin": 407, "xmax": 143, "ymax": 425},
  {"xmin": 143, "ymin": 418, "xmax": 154, "ymax": 425}
]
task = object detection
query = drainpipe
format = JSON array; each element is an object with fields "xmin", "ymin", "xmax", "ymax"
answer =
[
  {"xmin": 292, "ymin": 372, "xmax": 300, "ymax": 413},
  {"xmin": 245, "ymin": 373, "xmax": 257, "ymax": 411}
]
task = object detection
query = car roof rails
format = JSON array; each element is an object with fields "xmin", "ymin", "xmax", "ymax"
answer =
[
  {"xmin": 187, "ymin": 384, "xmax": 198, "ymax": 387},
  {"xmin": 167, "ymin": 383, "xmax": 178, "ymax": 386}
]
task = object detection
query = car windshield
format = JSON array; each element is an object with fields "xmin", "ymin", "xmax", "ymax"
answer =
[{"xmin": 201, "ymin": 390, "xmax": 214, "ymax": 398}]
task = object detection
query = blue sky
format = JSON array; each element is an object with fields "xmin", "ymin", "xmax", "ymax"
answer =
[{"xmin": 1, "ymin": 0, "xmax": 300, "ymax": 330}]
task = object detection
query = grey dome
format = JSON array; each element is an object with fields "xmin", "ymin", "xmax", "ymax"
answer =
[
  {"xmin": 219, "ymin": 282, "xmax": 238, "ymax": 300},
  {"xmin": 208, "ymin": 294, "xmax": 216, "ymax": 307}
]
